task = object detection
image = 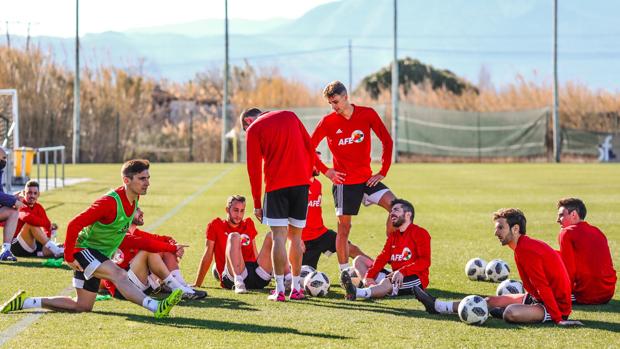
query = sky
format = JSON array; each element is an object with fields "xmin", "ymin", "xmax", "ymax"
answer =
[{"xmin": 0, "ymin": 0, "xmax": 336, "ymax": 37}]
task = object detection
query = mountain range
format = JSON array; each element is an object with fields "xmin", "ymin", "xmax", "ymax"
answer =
[{"xmin": 6, "ymin": 0, "xmax": 619, "ymax": 91}]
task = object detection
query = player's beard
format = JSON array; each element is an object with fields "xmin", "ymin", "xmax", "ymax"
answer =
[{"xmin": 391, "ymin": 215, "xmax": 405, "ymax": 228}]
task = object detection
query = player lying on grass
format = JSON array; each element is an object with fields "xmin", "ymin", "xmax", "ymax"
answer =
[
  {"xmin": 0, "ymin": 147, "xmax": 24, "ymax": 262},
  {"xmin": 556, "ymin": 197, "xmax": 616, "ymax": 305},
  {"xmin": 341, "ymin": 198, "xmax": 431, "ymax": 300},
  {"xmin": 10, "ymin": 180, "xmax": 64, "ymax": 258},
  {"xmin": 194, "ymin": 195, "xmax": 275, "ymax": 293},
  {"xmin": 102, "ymin": 207, "xmax": 206, "ymax": 300},
  {"xmin": 413, "ymin": 208, "xmax": 582, "ymax": 326},
  {"xmin": 0, "ymin": 160, "xmax": 182, "ymax": 318},
  {"xmin": 302, "ymin": 157, "xmax": 370, "ymax": 269}
]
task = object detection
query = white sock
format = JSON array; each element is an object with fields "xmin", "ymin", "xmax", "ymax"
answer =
[
  {"xmin": 170, "ymin": 269, "xmax": 188, "ymax": 286},
  {"xmin": 142, "ymin": 296, "xmax": 158, "ymax": 312},
  {"xmin": 356, "ymin": 288, "xmax": 371, "ymax": 299},
  {"xmin": 275, "ymin": 274, "xmax": 285, "ymax": 293},
  {"xmin": 284, "ymin": 273, "xmax": 292, "ymax": 282},
  {"xmin": 44, "ymin": 241, "xmax": 63, "ymax": 256},
  {"xmin": 2, "ymin": 243, "xmax": 10, "ymax": 251},
  {"xmin": 163, "ymin": 274, "xmax": 184, "ymax": 291},
  {"xmin": 435, "ymin": 300, "xmax": 454, "ymax": 314},
  {"xmin": 22, "ymin": 297, "xmax": 42, "ymax": 309},
  {"xmin": 292, "ymin": 276, "xmax": 301, "ymax": 291},
  {"xmin": 339, "ymin": 263, "xmax": 350, "ymax": 272}
]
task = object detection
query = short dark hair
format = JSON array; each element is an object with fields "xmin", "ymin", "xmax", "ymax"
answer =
[
  {"xmin": 493, "ymin": 208, "xmax": 527, "ymax": 235},
  {"xmin": 323, "ymin": 80, "xmax": 347, "ymax": 98},
  {"xmin": 25, "ymin": 180, "xmax": 39, "ymax": 189},
  {"xmin": 391, "ymin": 198, "xmax": 415, "ymax": 221},
  {"xmin": 239, "ymin": 108, "xmax": 262, "ymax": 130},
  {"xmin": 557, "ymin": 197, "xmax": 586, "ymax": 219},
  {"xmin": 121, "ymin": 159, "xmax": 150, "ymax": 179},
  {"xmin": 227, "ymin": 195, "xmax": 246, "ymax": 208}
]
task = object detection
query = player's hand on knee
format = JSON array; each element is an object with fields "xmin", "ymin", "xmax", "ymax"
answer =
[
  {"xmin": 390, "ymin": 270, "xmax": 404, "ymax": 288},
  {"xmin": 364, "ymin": 277, "xmax": 376, "ymax": 287},
  {"xmin": 558, "ymin": 320, "xmax": 583, "ymax": 327}
]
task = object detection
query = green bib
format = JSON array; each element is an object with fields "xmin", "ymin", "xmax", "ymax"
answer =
[{"xmin": 76, "ymin": 190, "xmax": 136, "ymax": 258}]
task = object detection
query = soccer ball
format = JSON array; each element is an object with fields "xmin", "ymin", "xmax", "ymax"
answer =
[
  {"xmin": 345, "ymin": 267, "xmax": 363, "ymax": 287},
  {"xmin": 496, "ymin": 279, "xmax": 524, "ymax": 296},
  {"xmin": 304, "ymin": 271, "xmax": 330, "ymax": 297},
  {"xmin": 485, "ymin": 259, "xmax": 510, "ymax": 282},
  {"xmin": 464, "ymin": 258, "xmax": 487, "ymax": 281},
  {"xmin": 457, "ymin": 295, "xmax": 489, "ymax": 325},
  {"xmin": 212, "ymin": 265, "xmax": 220, "ymax": 281},
  {"xmin": 300, "ymin": 265, "xmax": 316, "ymax": 288}
]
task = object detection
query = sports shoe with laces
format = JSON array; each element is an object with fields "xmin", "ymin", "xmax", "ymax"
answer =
[
  {"xmin": 289, "ymin": 288, "xmax": 306, "ymax": 300},
  {"xmin": 340, "ymin": 270, "xmax": 357, "ymax": 301},
  {"xmin": 0, "ymin": 249, "xmax": 17, "ymax": 262},
  {"xmin": 182, "ymin": 289, "xmax": 208, "ymax": 300},
  {"xmin": 1, "ymin": 290, "xmax": 26, "ymax": 313},
  {"xmin": 267, "ymin": 290, "xmax": 286, "ymax": 302},
  {"xmin": 412, "ymin": 285, "xmax": 439, "ymax": 314},
  {"xmin": 234, "ymin": 282, "xmax": 248, "ymax": 294},
  {"xmin": 154, "ymin": 288, "xmax": 183, "ymax": 319}
]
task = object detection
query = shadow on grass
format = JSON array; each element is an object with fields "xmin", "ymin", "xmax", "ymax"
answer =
[
  {"xmin": 573, "ymin": 299, "xmax": 620, "ymax": 314},
  {"xmin": 94, "ymin": 311, "xmax": 350, "ymax": 339},
  {"xmin": 174, "ymin": 296, "xmax": 258, "ymax": 312},
  {"xmin": 2, "ymin": 260, "xmax": 71, "ymax": 271}
]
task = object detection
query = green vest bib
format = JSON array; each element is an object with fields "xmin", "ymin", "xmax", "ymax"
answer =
[{"xmin": 76, "ymin": 190, "xmax": 136, "ymax": 258}]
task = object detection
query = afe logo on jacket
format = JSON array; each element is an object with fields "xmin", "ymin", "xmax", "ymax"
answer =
[
  {"xmin": 391, "ymin": 247, "xmax": 412, "ymax": 262},
  {"xmin": 338, "ymin": 130, "xmax": 365, "ymax": 146}
]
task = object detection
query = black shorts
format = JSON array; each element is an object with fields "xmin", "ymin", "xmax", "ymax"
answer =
[
  {"xmin": 302, "ymin": 229, "xmax": 337, "ymax": 269},
  {"xmin": 221, "ymin": 261, "xmax": 271, "ymax": 290},
  {"xmin": 10, "ymin": 238, "xmax": 43, "ymax": 257},
  {"xmin": 391, "ymin": 274, "xmax": 422, "ymax": 296},
  {"xmin": 72, "ymin": 248, "xmax": 109, "ymax": 293},
  {"xmin": 263, "ymin": 185, "xmax": 309, "ymax": 228},
  {"xmin": 333, "ymin": 182, "xmax": 390, "ymax": 216}
]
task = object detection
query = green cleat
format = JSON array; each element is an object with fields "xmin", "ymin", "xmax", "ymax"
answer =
[
  {"xmin": 154, "ymin": 288, "xmax": 183, "ymax": 319},
  {"xmin": 1, "ymin": 290, "xmax": 27, "ymax": 314}
]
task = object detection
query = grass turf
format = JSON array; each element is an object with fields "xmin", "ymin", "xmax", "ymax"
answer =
[{"xmin": 0, "ymin": 163, "xmax": 618, "ymax": 348}]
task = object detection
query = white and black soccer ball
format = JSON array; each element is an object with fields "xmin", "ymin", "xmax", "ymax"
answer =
[
  {"xmin": 304, "ymin": 271, "xmax": 330, "ymax": 297},
  {"xmin": 496, "ymin": 279, "xmax": 524, "ymax": 296},
  {"xmin": 465, "ymin": 258, "xmax": 487, "ymax": 281},
  {"xmin": 345, "ymin": 267, "xmax": 363, "ymax": 287},
  {"xmin": 458, "ymin": 295, "xmax": 489, "ymax": 325},
  {"xmin": 485, "ymin": 259, "xmax": 510, "ymax": 282},
  {"xmin": 300, "ymin": 265, "xmax": 316, "ymax": 288}
]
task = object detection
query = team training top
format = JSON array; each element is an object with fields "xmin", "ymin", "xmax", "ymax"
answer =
[
  {"xmin": 64, "ymin": 187, "xmax": 137, "ymax": 263},
  {"xmin": 246, "ymin": 110, "xmax": 315, "ymax": 209},
  {"xmin": 311, "ymin": 105, "xmax": 393, "ymax": 184},
  {"xmin": 206, "ymin": 217, "xmax": 258, "ymax": 285},
  {"xmin": 302, "ymin": 179, "xmax": 328, "ymax": 241},
  {"xmin": 514, "ymin": 235, "xmax": 572, "ymax": 323},
  {"xmin": 14, "ymin": 201, "xmax": 53, "ymax": 238},
  {"xmin": 366, "ymin": 223, "xmax": 431, "ymax": 288},
  {"xmin": 558, "ymin": 221, "xmax": 617, "ymax": 304}
]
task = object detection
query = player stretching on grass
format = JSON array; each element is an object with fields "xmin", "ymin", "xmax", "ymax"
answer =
[
  {"xmin": 1, "ymin": 160, "xmax": 182, "ymax": 318},
  {"xmin": 241, "ymin": 108, "xmax": 316, "ymax": 301},
  {"xmin": 413, "ymin": 208, "xmax": 582, "ymax": 326},
  {"xmin": 311, "ymin": 81, "xmax": 395, "ymax": 273}
]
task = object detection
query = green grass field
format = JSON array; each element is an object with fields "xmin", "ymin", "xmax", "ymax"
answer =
[{"xmin": 1, "ymin": 163, "xmax": 618, "ymax": 348}]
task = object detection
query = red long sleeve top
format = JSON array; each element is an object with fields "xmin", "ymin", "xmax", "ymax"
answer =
[{"xmin": 15, "ymin": 201, "xmax": 52, "ymax": 238}]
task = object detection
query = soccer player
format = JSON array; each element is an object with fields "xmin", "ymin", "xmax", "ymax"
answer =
[
  {"xmin": 193, "ymin": 195, "xmax": 274, "ymax": 294},
  {"xmin": 0, "ymin": 160, "xmax": 182, "ymax": 318},
  {"xmin": 340, "ymin": 199, "xmax": 431, "ymax": 300},
  {"xmin": 302, "ymin": 157, "xmax": 369, "ymax": 269},
  {"xmin": 10, "ymin": 180, "xmax": 64, "ymax": 258},
  {"xmin": 413, "ymin": 208, "xmax": 582, "ymax": 326},
  {"xmin": 0, "ymin": 147, "xmax": 24, "ymax": 262},
  {"xmin": 556, "ymin": 197, "xmax": 616, "ymax": 304},
  {"xmin": 311, "ymin": 81, "xmax": 396, "ymax": 273},
  {"xmin": 241, "ymin": 107, "xmax": 316, "ymax": 301}
]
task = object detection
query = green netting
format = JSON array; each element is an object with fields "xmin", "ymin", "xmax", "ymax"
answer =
[
  {"xmin": 561, "ymin": 128, "xmax": 619, "ymax": 160},
  {"xmin": 397, "ymin": 104, "xmax": 548, "ymax": 157}
]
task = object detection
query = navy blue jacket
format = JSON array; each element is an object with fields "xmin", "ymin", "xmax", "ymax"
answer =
[{"xmin": 0, "ymin": 169, "xmax": 17, "ymax": 207}]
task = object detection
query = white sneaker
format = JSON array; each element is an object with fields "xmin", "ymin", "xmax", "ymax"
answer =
[{"xmin": 234, "ymin": 282, "xmax": 247, "ymax": 294}]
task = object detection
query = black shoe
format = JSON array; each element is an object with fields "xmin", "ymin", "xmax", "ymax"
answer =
[
  {"xmin": 182, "ymin": 289, "xmax": 208, "ymax": 300},
  {"xmin": 412, "ymin": 286, "xmax": 439, "ymax": 314},
  {"xmin": 340, "ymin": 270, "xmax": 357, "ymax": 301},
  {"xmin": 489, "ymin": 307, "xmax": 505, "ymax": 319}
]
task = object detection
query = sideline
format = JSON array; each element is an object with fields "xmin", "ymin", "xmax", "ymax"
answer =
[{"xmin": 0, "ymin": 166, "xmax": 234, "ymax": 347}]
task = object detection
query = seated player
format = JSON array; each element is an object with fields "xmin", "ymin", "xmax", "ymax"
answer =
[
  {"xmin": 103, "ymin": 208, "xmax": 206, "ymax": 300},
  {"xmin": 556, "ymin": 197, "xmax": 616, "ymax": 304},
  {"xmin": 194, "ymin": 195, "xmax": 274, "ymax": 293},
  {"xmin": 302, "ymin": 159, "xmax": 370, "ymax": 269},
  {"xmin": 10, "ymin": 180, "xmax": 64, "ymax": 258},
  {"xmin": 341, "ymin": 198, "xmax": 431, "ymax": 300},
  {"xmin": 413, "ymin": 208, "xmax": 582, "ymax": 326},
  {"xmin": 0, "ymin": 147, "xmax": 23, "ymax": 262}
]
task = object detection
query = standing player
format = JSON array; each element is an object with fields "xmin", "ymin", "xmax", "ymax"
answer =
[
  {"xmin": 413, "ymin": 208, "xmax": 582, "ymax": 326},
  {"xmin": 193, "ymin": 195, "xmax": 274, "ymax": 294},
  {"xmin": 11, "ymin": 180, "xmax": 64, "ymax": 258},
  {"xmin": 241, "ymin": 108, "xmax": 315, "ymax": 301},
  {"xmin": 0, "ymin": 147, "xmax": 24, "ymax": 262},
  {"xmin": 311, "ymin": 81, "xmax": 396, "ymax": 273},
  {"xmin": 302, "ymin": 156, "xmax": 369, "ymax": 269},
  {"xmin": 341, "ymin": 199, "xmax": 431, "ymax": 300},
  {"xmin": 1, "ymin": 160, "xmax": 182, "ymax": 318},
  {"xmin": 556, "ymin": 197, "xmax": 616, "ymax": 304}
]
